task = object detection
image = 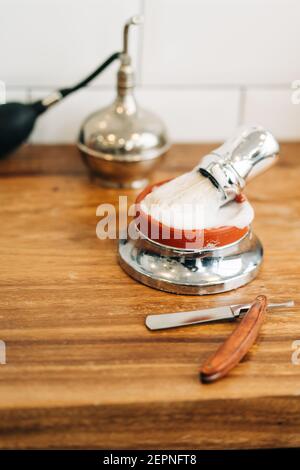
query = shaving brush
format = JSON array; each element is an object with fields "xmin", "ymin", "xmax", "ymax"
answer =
[
  {"xmin": 120, "ymin": 126, "xmax": 279, "ymax": 294},
  {"xmin": 198, "ymin": 125, "xmax": 280, "ymax": 205},
  {"xmin": 138, "ymin": 126, "xmax": 279, "ymax": 249}
]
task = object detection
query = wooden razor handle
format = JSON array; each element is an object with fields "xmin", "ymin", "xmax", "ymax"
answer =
[{"xmin": 200, "ymin": 295, "xmax": 267, "ymax": 384}]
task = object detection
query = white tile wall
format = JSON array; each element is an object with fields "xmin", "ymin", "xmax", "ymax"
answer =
[
  {"xmin": 0, "ymin": 0, "xmax": 141, "ymax": 87},
  {"xmin": 30, "ymin": 88, "xmax": 115, "ymax": 143},
  {"xmin": 243, "ymin": 88, "xmax": 300, "ymax": 141},
  {"xmin": 136, "ymin": 88, "xmax": 240, "ymax": 141},
  {"xmin": 1, "ymin": 0, "xmax": 300, "ymax": 143},
  {"xmin": 5, "ymin": 89, "xmax": 29, "ymax": 104},
  {"xmin": 142, "ymin": 0, "xmax": 300, "ymax": 86}
]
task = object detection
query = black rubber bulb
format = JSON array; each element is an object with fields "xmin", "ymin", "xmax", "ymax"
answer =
[
  {"xmin": 0, "ymin": 51, "xmax": 120, "ymax": 160},
  {"xmin": 0, "ymin": 101, "xmax": 45, "ymax": 158}
]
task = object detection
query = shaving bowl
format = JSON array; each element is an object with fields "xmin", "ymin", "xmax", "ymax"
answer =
[
  {"xmin": 135, "ymin": 180, "xmax": 249, "ymax": 249},
  {"xmin": 119, "ymin": 180, "xmax": 263, "ymax": 295}
]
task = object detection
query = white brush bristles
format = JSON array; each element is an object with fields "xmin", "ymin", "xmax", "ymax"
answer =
[{"xmin": 141, "ymin": 169, "xmax": 254, "ymax": 230}]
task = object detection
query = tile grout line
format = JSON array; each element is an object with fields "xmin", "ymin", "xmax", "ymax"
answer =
[{"xmin": 6, "ymin": 83, "xmax": 292, "ymax": 92}]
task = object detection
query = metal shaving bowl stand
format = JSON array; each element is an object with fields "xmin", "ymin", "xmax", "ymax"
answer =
[{"xmin": 118, "ymin": 227, "xmax": 263, "ymax": 295}]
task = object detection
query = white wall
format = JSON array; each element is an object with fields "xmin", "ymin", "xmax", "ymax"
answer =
[{"xmin": 1, "ymin": 0, "xmax": 300, "ymax": 142}]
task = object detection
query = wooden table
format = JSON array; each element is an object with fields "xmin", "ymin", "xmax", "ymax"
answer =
[{"xmin": 0, "ymin": 143, "xmax": 300, "ymax": 449}]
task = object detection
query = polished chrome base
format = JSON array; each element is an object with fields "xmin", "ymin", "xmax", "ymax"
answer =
[{"xmin": 118, "ymin": 229, "xmax": 263, "ymax": 295}]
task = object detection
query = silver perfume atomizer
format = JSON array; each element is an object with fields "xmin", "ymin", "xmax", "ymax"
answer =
[
  {"xmin": 119, "ymin": 126, "xmax": 280, "ymax": 295},
  {"xmin": 78, "ymin": 16, "xmax": 170, "ymax": 188},
  {"xmin": 198, "ymin": 126, "xmax": 279, "ymax": 205}
]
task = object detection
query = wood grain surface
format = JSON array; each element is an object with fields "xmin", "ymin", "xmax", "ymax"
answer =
[{"xmin": 0, "ymin": 142, "xmax": 300, "ymax": 449}]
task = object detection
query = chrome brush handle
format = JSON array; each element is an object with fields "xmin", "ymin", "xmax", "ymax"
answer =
[{"xmin": 199, "ymin": 126, "xmax": 279, "ymax": 204}]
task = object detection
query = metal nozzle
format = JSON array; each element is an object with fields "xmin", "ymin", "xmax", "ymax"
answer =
[
  {"xmin": 199, "ymin": 126, "xmax": 280, "ymax": 204},
  {"xmin": 123, "ymin": 15, "xmax": 144, "ymax": 55},
  {"xmin": 118, "ymin": 15, "xmax": 144, "ymax": 92}
]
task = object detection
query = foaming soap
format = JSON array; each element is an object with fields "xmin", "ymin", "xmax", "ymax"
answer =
[{"xmin": 141, "ymin": 169, "xmax": 254, "ymax": 231}]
